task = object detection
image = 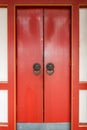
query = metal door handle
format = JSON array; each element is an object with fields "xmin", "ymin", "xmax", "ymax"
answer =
[
  {"xmin": 33, "ymin": 63, "xmax": 41, "ymax": 75},
  {"xmin": 46, "ymin": 63, "xmax": 54, "ymax": 75}
]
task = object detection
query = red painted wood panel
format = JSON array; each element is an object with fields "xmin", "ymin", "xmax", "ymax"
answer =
[
  {"xmin": 44, "ymin": 8, "xmax": 71, "ymax": 122},
  {"xmin": 16, "ymin": 8, "xmax": 43, "ymax": 122},
  {"xmin": 16, "ymin": 7, "xmax": 71, "ymax": 123}
]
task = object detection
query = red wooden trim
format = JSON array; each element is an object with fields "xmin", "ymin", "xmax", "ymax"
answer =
[
  {"xmin": 0, "ymin": 123, "xmax": 8, "ymax": 126},
  {"xmin": 79, "ymin": 123, "xmax": 87, "ymax": 125}
]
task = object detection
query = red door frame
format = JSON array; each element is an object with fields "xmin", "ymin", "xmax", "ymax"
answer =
[{"xmin": 0, "ymin": 0, "xmax": 87, "ymax": 130}]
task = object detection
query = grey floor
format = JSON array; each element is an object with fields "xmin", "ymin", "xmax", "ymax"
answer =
[{"xmin": 17, "ymin": 122, "xmax": 70, "ymax": 130}]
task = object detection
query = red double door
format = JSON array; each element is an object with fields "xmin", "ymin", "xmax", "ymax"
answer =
[{"xmin": 16, "ymin": 8, "xmax": 71, "ymax": 124}]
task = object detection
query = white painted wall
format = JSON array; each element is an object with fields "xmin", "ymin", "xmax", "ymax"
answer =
[
  {"xmin": 0, "ymin": 8, "xmax": 8, "ymax": 82},
  {"xmin": 79, "ymin": 90, "xmax": 87, "ymax": 123},
  {"xmin": 79, "ymin": 8, "xmax": 87, "ymax": 82},
  {"xmin": 0, "ymin": 90, "xmax": 8, "ymax": 123}
]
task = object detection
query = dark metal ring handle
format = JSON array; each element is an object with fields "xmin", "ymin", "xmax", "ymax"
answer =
[
  {"xmin": 33, "ymin": 63, "xmax": 41, "ymax": 75},
  {"xmin": 46, "ymin": 63, "xmax": 54, "ymax": 75}
]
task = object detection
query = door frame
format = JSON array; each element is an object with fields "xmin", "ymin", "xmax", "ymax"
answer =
[{"xmin": 14, "ymin": 4, "xmax": 73, "ymax": 130}]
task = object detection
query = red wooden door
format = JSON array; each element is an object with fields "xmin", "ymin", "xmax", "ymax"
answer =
[
  {"xmin": 16, "ymin": 7, "xmax": 71, "ymax": 129},
  {"xmin": 16, "ymin": 8, "xmax": 43, "ymax": 122},
  {"xmin": 44, "ymin": 8, "xmax": 71, "ymax": 122}
]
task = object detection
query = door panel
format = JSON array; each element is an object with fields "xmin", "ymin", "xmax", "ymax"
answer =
[
  {"xmin": 44, "ymin": 9, "xmax": 71, "ymax": 122},
  {"xmin": 16, "ymin": 8, "xmax": 43, "ymax": 122},
  {"xmin": 16, "ymin": 7, "xmax": 71, "ymax": 126}
]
